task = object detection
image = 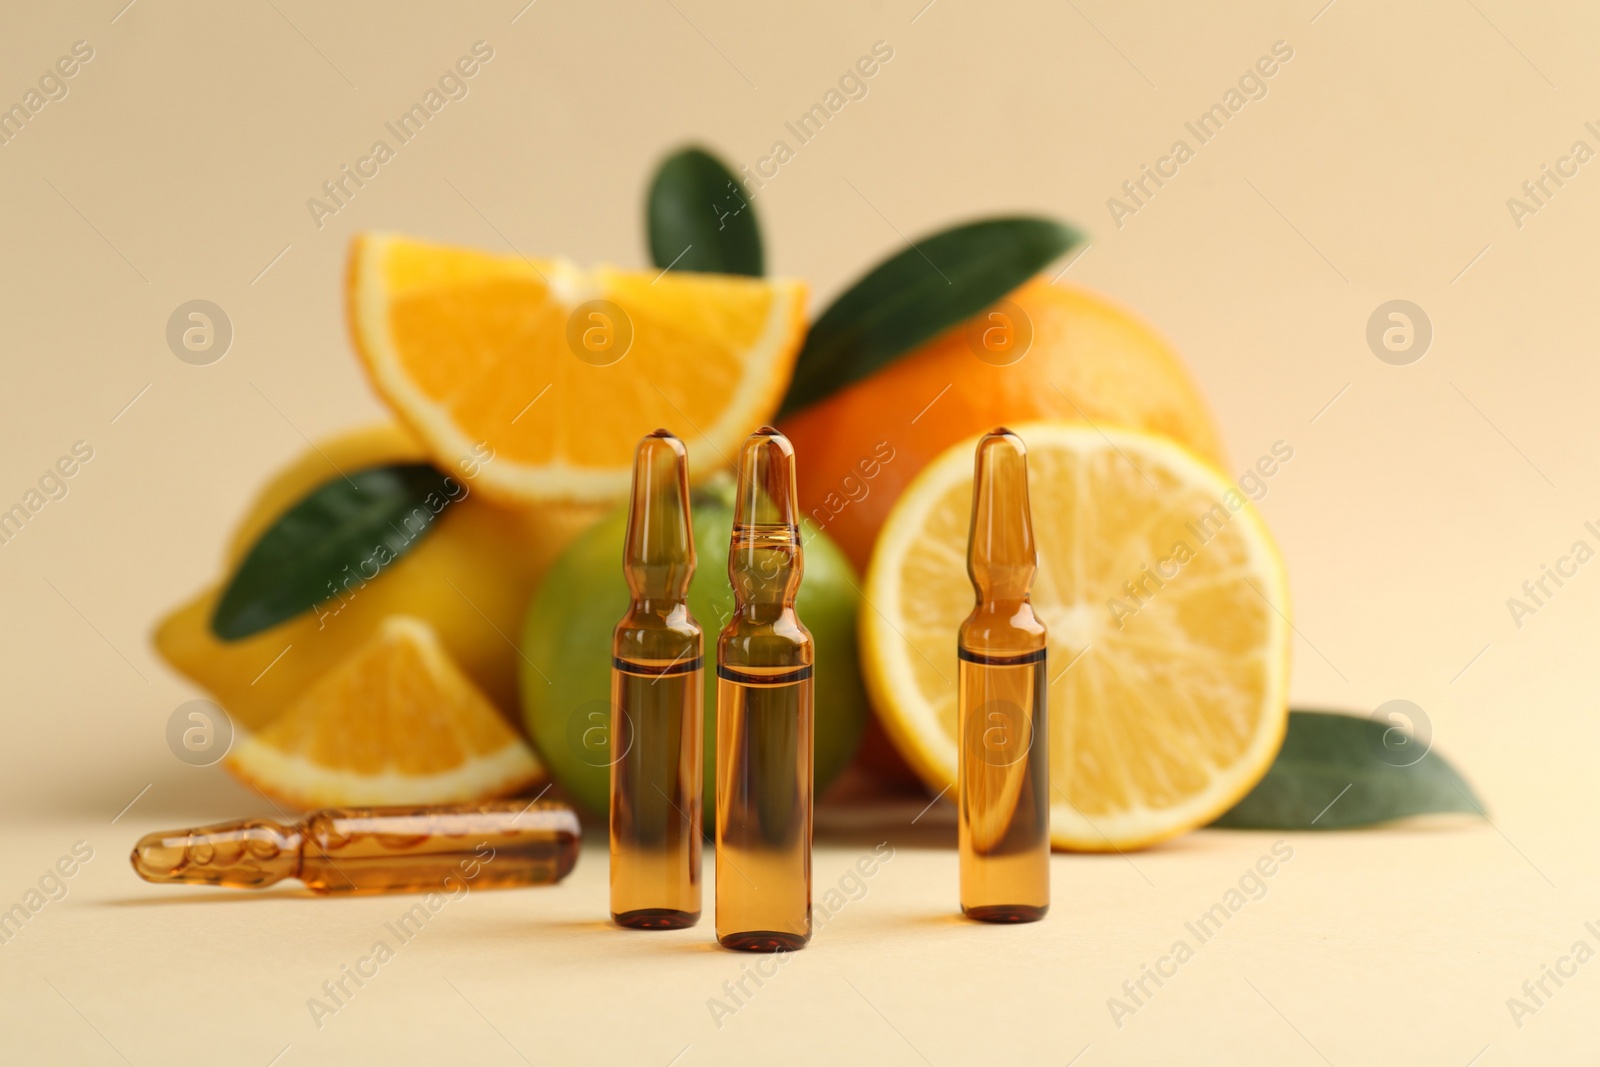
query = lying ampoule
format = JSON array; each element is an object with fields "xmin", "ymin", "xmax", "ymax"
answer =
[
  {"xmin": 716, "ymin": 427, "xmax": 813, "ymax": 952},
  {"xmin": 958, "ymin": 428, "xmax": 1050, "ymax": 923},
  {"xmin": 131, "ymin": 800, "xmax": 580, "ymax": 894},
  {"xmin": 610, "ymin": 429, "xmax": 704, "ymax": 930}
]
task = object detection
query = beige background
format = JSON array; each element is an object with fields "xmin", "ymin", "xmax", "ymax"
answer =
[{"xmin": 3, "ymin": 0, "xmax": 1598, "ymax": 1063}]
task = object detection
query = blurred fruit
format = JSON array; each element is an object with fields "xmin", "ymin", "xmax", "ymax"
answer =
[
  {"xmin": 781, "ymin": 279, "xmax": 1226, "ymax": 573},
  {"xmin": 861, "ymin": 422, "xmax": 1290, "ymax": 851},
  {"xmin": 225, "ymin": 616, "xmax": 541, "ymax": 809},
  {"xmin": 347, "ymin": 233, "xmax": 808, "ymax": 505},
  {"xmin": 520, "ymin": 478, "xmax": 867, "ymax": 816},
  {"xmin": 153, "ymin": 423, "xmax": 604, "ymax": 731}
]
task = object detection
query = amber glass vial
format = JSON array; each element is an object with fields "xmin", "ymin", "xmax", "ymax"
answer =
[
  {"xmin": 130, "ymin": 801, "xmax": 581, "ymax": 893},
  {"xmin": 958, "ymin": 428, "xmax": 1050, "ymax": 923},
  {"xmin": 610, "ymin": 430, "xmax": 704, "ymax": 930},
  {"xmin": 715, "ymin": 427, "xmax": 813, "ymax": 952}
]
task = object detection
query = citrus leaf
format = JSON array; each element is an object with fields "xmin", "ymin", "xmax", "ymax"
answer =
[
  {"xmin": 776, "ymin": 216, "xmax": 1081, "ymax": 418},
  {"xmin": 1210, "ymin": 710, "xmax": 1485, "ymax": 830},
  {"xmin": 210, "ymin": 463, "xmax": 456, "ymax": 640},
  {"xmin": 646, "ymin": 146, "xmax": 763, "ymax": 277}
]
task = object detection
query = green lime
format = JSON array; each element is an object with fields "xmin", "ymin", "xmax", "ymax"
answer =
[{"xmin": 520, "ymin": 479, "xmax": 868, "ymax": 816}]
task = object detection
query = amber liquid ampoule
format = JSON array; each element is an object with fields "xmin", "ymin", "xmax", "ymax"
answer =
[
  {"xmin": 610, "ymin": 429, "xmax": 704, "ymax": 929},
  {"xmin": 131, "ymin": 801, "xmax": 581, "ymax": 893},
  {"xmin": 716, "ymin": 427, "xmax": 813, "ymax": 952},
  {"xmin": 959, "ymin": 428, "xmax": 1050, "ymax": 923}
]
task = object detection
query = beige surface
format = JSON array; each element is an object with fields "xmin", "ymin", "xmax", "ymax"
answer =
[{"xmin": 2, "ymin": 0, "xmax": 1598, "ymax": 1063}]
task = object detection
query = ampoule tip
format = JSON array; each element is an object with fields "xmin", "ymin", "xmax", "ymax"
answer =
[{"xmin": 734, "ymin": 428, "xmax": 798, "ymax": 528}]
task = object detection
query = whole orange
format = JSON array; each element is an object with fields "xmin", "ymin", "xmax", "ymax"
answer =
[{"xmin": 780, "ymin": 279, "xmax": 1227, "ymax": 573}]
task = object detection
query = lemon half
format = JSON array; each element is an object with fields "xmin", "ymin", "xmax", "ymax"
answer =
[{"xmin": 861, "ymin": 422, "xmax": 1290, "ymax": 851}]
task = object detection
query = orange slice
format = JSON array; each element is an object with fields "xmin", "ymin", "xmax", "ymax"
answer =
[
  {"xmin": 347, "ymin": 233, "xmax": 808, "ymax": 503},
  {"xmin": 225, "ymin": 616, "xmax": 542, "ymax": 809}
]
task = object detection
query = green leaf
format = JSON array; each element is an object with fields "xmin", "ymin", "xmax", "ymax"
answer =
[
  {"xmin": 776, "ymin": 216, "xmax": 1082, "ymax": 418},
  {"xmin": 210, "ymin": 463, "xmax": 456, "ymax": 641},
  {"xmin": 646, "ymin": 146, "xmax": 763, "ymax": 277},
  {"xmin": 1210, "ymin": 710, "xmax": 1485, "ymax": 830}
]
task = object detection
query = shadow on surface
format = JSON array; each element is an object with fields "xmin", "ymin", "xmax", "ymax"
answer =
[{"xmin": 103, "ymin": 886, "xmax": 318, "ymax": 905}]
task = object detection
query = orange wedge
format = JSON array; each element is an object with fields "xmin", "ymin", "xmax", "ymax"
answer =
[
  {"xmin": 347, "ymin": 233, "xmax": 808, "ymax": 503},
  {"xmin": 225, "ymin": 616, "xmax": 542, "ymax": 809}
]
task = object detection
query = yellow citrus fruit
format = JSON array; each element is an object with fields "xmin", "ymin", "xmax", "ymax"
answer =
[
  {"xmin": 347, "ymin": 233, "xmax": 808, "ymax": 504},
  {"xmin": 861, "ymin": 422, "xmax": 1290, "ymax": 851},
  {"xmin": 153, "ymin": 423, "xmax": 603, "ymax": 732},
  {"xmin": 225, "ymin": 616, "xmax": 541, "ymax": 809},
  {"xmin": 781, "ymin": 279, "xmax": 1226, "ymax": 573}
]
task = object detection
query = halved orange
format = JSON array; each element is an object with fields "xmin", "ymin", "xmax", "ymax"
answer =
[
  {"xmin": 348, "ymin": 233, "xmax": 808, "ymax": 503},
  {"xmin": 225, "ymin": 616, "xmax": 542, "ymax": 809}
]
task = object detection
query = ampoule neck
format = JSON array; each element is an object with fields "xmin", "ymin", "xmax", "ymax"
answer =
[
  {"xmin": 974, "ymin": 591, "xmax": 1033, "ymax": 614},
  {"xmin": 630, "ymin": 596, "xmax": 688, "ymax": 615}
]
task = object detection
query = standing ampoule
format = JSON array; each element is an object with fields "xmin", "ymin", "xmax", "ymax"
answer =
[
  {"xmin": 716, "ymin": 427, "xmax": 813, "ymax": 952},
  {"xmin": 958, "ymin": 427, "xmax": 1050, "ymax": 923},
  {"xmin": 610, "ymin": 430, "xmax": 704, "ymax": 929}
]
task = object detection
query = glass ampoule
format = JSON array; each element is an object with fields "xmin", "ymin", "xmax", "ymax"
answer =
[
  {"xmin": 716, "ymin": 427, "xmax": 813, "ymax": 952},
  {"xmin": 130, "ymin": 801, "xmax": 580, "ymax": 894},
  {"xmin": 958, "ymin": 428, "xmax": 1050, "ymax": 923},
  {"xmin": 610, "ymin": 429, "xmax": 704, "ymax": 930}
]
